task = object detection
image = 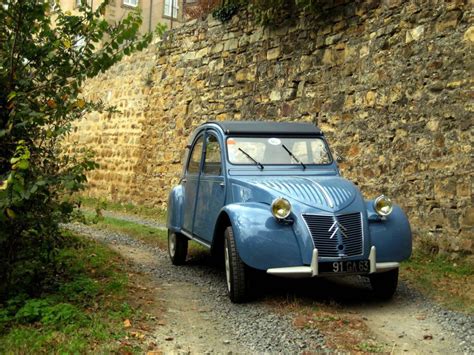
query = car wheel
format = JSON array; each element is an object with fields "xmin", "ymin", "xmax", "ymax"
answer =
[
  {"xmin": 168, "ymin": 230, "xmax": 188, "ymax": 265},
  {"xmin": 369, "ymin": 268, "xmax": 399, "ymax": 300},
  {"xmin": 224, "ymin": 226, "xmax": 248, "ymax": 303}
]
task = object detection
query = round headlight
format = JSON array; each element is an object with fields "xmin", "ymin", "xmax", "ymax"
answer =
[
  {"xmin": 374, "ymin": 195, "xmax": 393, "ymax": 216},
  {"xmin": 271, "ymin": 198, "xmax": 292, "ymax": 219}
]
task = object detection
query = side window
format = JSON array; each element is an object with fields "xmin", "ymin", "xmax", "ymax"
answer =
[
  {"xmin": 187, "ymin": 135, "xmax": 204, "ymax": 174},
  {"xmin": 203, "ymin": 134, "xmax": 222, "ymax": 175}
]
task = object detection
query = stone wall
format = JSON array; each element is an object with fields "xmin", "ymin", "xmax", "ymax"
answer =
[{"xmin": 68, "ymin": 0, "xmax": 474, "ymax": 254}]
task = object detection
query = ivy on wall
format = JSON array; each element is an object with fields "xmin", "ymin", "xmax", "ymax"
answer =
[{"xmin": 211, "ymin": 0, "xmax": 326, "ymax": 26}]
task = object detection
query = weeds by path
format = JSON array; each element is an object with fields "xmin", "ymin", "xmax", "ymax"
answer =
[
  {"xmin": 81, "ymin": 211, "xmax": 207, "ymax": 257},
  {"xmin": 0, "ymin": 232, "xmax": 159, "ymax": 353},
  {"xmin": 401, "ymin": 251, "xmax": 474, "ymax": 314}
]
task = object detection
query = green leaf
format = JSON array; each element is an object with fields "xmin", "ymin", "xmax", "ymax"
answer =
[
  {"xmin": 14, "ymin": 160, "xmax": 29, "ymax": 170},
  {"xmin": 0, "ymin": 180, "xmax": 8, "ymax": 190},
  {"xmin": 7, "ymin": 91, "xmax": 17, "ymax": 101},
  {"xmin": 6, "ymin": 208, "xmax": 16, "ymax": 219}
]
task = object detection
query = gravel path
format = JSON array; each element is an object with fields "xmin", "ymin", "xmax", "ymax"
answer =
[
  {"xmin": 66, "ymin": 220, "xmax": 474, "ymax": 354},
  {"xmin": 67, "ymin": 223, "xmax": 328, "ymax": 353}
]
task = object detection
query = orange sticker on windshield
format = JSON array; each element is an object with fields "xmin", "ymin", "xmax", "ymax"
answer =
[{"xmin": 227, "ymin": 139, "xmax": 236, "ymax": 145}]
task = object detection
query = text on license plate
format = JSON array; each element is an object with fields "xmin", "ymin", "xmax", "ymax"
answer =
[{"xmin": 319, "ymin": 260, "xmax": 370, "ymax": 274}]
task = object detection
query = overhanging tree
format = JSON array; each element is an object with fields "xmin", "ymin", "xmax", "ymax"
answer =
[{"xmin": 0, "ymin": 0, "xmax": 152, "ymax": 299}]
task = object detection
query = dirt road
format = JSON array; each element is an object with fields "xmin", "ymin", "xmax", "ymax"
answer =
[{"xmin": 68, "ymin": 221, "xmax": 472, "ymax": 354}]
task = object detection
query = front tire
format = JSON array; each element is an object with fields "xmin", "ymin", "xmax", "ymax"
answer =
[
  {"xmin": 224, "ymin": 226, "xmax": 248, "ymax": 303},
  {"xmin": 168, "ymin": 230, "xmax": 188, "ymax": 265},
  {"xmin": 369, "ymin": 268, "xmax": 399, "ymax": 300}
]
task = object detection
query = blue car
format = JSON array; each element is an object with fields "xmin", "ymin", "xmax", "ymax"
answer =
[{"xmin": 167, "ymin": 121, "xmax": 412, "ymax": 302}]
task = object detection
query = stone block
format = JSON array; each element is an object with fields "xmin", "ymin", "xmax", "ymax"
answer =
[
  {"xmin": 223, "ymin": 38, "xmax": 239, "ymax": 51},
  {"xmin": 434, "ymin": 178, "xmax": 457, "ymax": 200},
  {"xmin": 464, "ymin": 26, "xmax": 474, "ymax": 42},
  {"xmin": 266, "ymin": 47, "xmax": 281, "ymax": 61},
  {"xmin": 405, "ymin": 25, "xmax": 424, "ymax": 43},
  {"xmin": 270, "ymin": 90, "xmax": 282, "ymax": 101},
  {"xmin": 461, "ymin": 207, "xmax": 474, "ymax": 228},
  {"xmin": 435, "ymin": 18, "xmax": 459, "ymax": 33}
]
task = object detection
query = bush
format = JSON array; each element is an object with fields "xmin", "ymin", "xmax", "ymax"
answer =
[{"xmin": 0, "ymin": 0, "xmax": 152, "ymax": 301}]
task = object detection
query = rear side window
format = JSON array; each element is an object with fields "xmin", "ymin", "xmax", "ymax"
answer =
[
  {"xmin": 187, "ymin": 135, "xmax": 204, "ymax": 174},
  {"xmin": 203, "ymin": 134, "xmax": 222, "ymax": 176}
]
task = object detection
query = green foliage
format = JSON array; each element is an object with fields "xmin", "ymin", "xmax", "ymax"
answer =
[
  {"xmin": 250, "ymin": 0, "xmax": 326, "ymax": 26},
  {"xmin": 15, "ymin": 300, "xmax": 86, "ymax": 326},
  {"xmin": 0, "ymin": 235, "xmax": 134, "ymax": 352},
  {"xmin": 212, "ymin": 0, "xmax": 243, "ymax": 22},
  {"xmin": 79, "ymin": 195, "xmax": 168, "ymax": 223},
  {"xmin": 210, "ymin": 0, "xmax": 326, "ymax": 26},
  {"xmin": 249, "ymin": 0, "xmax": 296, "ymax": 26},
  {"xmin": 0, "ymin": 0, "xmax": 152, "ymax": 301},
  {"xmin": 155, "ymin": 22, "xmax": 168, "ymax": 37},
  {"xmin": 401, "ymin": 250, "xmax": 474, "ymax": 313}
]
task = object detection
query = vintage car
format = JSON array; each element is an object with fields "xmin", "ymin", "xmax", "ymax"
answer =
[{"xmin": 167, "ymin": 121, "xmax": 412, "ymax": 302}]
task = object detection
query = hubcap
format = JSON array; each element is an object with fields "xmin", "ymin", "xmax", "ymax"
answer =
[
  {"xmin": 169, "ymin": 232, "xmax": 176, "ymax": 257},
  {"xmin": 224, "ymin": 239, "xmax": 231, "ymax": 292}
]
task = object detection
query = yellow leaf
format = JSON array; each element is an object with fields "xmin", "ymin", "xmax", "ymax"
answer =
[
  {"xmin": 123, "ymin": 319, "xmax": 131, "ymax": 328},
  {"xmin": 6, "ymin": 208, "xmax": 16, "ymax": 219},
  {"xmin": 76, "ymin": 99, "xmax": 85, "ymax": 109},
  {"xmin": 131, "ymin": 331, "xmax": 145, "ymax": 339},
  {"xmin": 0, "ymin": 180, "xmax": 8, "ymax": 190}
]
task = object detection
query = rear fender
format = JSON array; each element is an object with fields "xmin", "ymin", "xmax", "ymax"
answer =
[
  {"xmin": 167, "ymin": 185, "xmax": 184, "ymax": 233},
  {"xmin": 221, "ymin": 203, "xmax": 303, "ymax": 270}
]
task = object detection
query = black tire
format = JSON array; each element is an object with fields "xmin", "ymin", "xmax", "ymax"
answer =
[
  {"xmin": 369, "ymin": 268, "xmax": 399, "ymax": 300},
  {"xmin": 168, "ymin": 230, "xmax": 188, "ymax": 265},
  {"xmin": 224, "ymin": 226, "xmax": 248, "ymax": 303}
]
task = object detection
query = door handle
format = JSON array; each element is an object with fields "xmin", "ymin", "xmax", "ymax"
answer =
[
  {"xmin": 219, "ymin": 182, "xmax": 225, "ymax": 187},
  {"xmin": 182, "ymin": 178, "xmax": 187, "ymax": 184}
]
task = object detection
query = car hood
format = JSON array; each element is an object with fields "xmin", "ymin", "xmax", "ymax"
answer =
[{"xmin": 232, "ymin": 176, "xmax": 359, "ymax": 212}]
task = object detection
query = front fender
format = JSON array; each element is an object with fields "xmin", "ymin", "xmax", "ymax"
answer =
[
  {"xmin": 167, "ymin": 185, "xmax": 184, "ymax": 232},
  {"xmin": 222, "ymin": 202, "xmax": 303, "ymax": 270},
  {"xmin": 366, "ymin": 202, "xmax": 412, "ymax": 262}
]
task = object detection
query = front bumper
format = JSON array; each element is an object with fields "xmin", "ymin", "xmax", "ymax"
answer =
[{"xmin": 266, "ymin": 246, "xmax": 399, "ymax": 278}]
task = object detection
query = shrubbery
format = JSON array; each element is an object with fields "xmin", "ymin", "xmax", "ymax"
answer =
[{"xmin": 0, "ymin": 1, "xmax": 151, "ymax": 301}]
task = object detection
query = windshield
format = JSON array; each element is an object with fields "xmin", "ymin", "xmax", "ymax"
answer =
[{"xmin": 227, "ymin": 136, "xmax": 332, "ymax": 166}]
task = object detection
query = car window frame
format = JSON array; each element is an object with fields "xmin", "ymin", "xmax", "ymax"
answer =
[
  {"xmin": 185, "ymin": 133, "xmax": 205, "ymax": 175},
  {"xmin": 224, "ymin": 135, "xmax": 334, "ymax": 167},
  {"xmin": 202, "ymin": 131, "xmax": 223, "ymax": 177}
]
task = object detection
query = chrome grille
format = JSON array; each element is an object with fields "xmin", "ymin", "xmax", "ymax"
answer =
[{"xmin": 302, "ymin": 213, "xmax": 363, "ymax": 258}]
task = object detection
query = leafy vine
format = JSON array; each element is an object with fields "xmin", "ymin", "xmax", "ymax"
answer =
[{"xmin": 211, "ymin": 0, "xmax": 325, "ymax": 26}]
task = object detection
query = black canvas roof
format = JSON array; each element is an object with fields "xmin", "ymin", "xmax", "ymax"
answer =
[{"xmin": 206, "ymin": 121, "xmax": 322, "ymax": 136}]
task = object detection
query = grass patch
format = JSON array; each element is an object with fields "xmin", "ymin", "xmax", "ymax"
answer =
[
  {"xmin": 401, "ymin": 250, "xmax": 474, "ymax": 313},
  {"xmin": 0, "ymin": 232, "xmax": 157, "ymax": 353},
  {"xmin": 84, "ymin": 211, "xmax": 207, "ymax": 257},
  {"xmin": 79, "ymin": 196, "xmax": 167, "ymax": 224}
]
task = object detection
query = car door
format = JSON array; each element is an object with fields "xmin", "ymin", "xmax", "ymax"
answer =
[
  {"xmin": 193, "ymin": 131, "xmax": 226, "ymax": 243},
  {"xmin": 182, "ymin": 133, "xmax": 204, "ymax": 234}
]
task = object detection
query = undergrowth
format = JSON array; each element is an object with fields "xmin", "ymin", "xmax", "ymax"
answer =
[
  {"xmin": 0, "ymin": 232, "xmax": 141, "ymax": 353},
  {"xmin": 79, "ymin": 196, "xmax": 167, "ymax": 224},
  {"xmin": 401, "ymin": 249, "xmax": 474, "ymax": 314}
]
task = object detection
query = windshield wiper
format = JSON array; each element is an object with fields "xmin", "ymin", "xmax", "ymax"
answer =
[
  {"xmin": 238, "ymin": 148, "xmax": 264, "ymax": 170},
  {"xmin": 282, "ymin": 144, "xmax": 306, "ymax": 170}
]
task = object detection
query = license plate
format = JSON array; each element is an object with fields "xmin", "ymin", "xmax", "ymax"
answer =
[{"xmin": 319, "ymin": 260, "xmax": 370, "ymax": 274}]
